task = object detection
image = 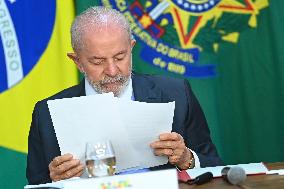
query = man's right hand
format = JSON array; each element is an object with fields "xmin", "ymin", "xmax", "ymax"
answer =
[{"xmin": 48, "ymin": 153, "xmax": 85, "ymax": 182}]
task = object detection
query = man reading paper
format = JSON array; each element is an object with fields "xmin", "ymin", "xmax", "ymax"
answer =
[{"xmin": 26, "ymin": 6, "xmax": 222, "ymax": 184}]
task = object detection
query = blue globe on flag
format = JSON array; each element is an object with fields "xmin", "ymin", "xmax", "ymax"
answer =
[{"xmin": 0, "ymin": 0, "xmax": 56, "ymax": 93}]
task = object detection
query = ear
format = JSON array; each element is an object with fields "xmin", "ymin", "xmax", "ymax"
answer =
[
  {"xmin": 67, "ymin": 52, "xmax": 84, "ymax": 73},
  {"xmin": 131, "ymin": 39, "xmax": 136, "ymax": 50}
]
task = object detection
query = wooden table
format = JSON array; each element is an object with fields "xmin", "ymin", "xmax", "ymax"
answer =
[{"xmin": 179, "ymin": 162, "xmax": 284, "ymax": 189}]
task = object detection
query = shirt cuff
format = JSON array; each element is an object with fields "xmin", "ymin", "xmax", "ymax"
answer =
[{"xmin": 189, "ymin": 149, "xmax": 200, "ymax": 168}]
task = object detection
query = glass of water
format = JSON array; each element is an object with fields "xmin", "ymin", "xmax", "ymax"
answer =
[{"xmin": 85, "ymin": 140, "xmax": 116, "ymax": 177}]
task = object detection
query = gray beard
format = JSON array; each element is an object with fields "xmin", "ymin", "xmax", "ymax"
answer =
[{"xmin": 85, "ymin": 72, "xmax": 131, "ymax": 97}]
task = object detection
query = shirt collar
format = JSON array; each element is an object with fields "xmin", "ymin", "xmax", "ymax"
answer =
[{"xmin": 85, "ymin": 78, "xmax": 133, "ymax": 100}]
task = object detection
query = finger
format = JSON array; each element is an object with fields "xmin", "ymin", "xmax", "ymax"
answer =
[
  {"xmin": 159, "ymin": 132, "xmax": 182, "ymax": 141},
  {"xmin": 74, "ymin": 169, "xmax": 84, "ymax": 177},
  {"xmin": 51, "ymin": 175, "xmax": 61, "ymax": 182},
  {"xmin": 150, "ymin": 140, "xmax": 179, "ymax": 149},
  {"xmin": 49, "ymin": 154, "xmax": 72, "ymax": 174},
  {"xmin": 62, "ymin": 163, "xmax": 85, "ymax": 179},
  {"xmin": 50, "ymin": 170, "xmax": 62, "ymax": 182},
  {"xmin": 52, "ymin": 153, "xmax": 73, "ymax": 167},
  {"xmin": 153, "ymin": 148, "xmax": 173, "ymax": 156},
  {"xmin": 50, "ymin": 160, "xmax": 82, "ymax": 181},
  {"xmin": 53, "ymin": 159, "xmax": 80, "ymax": 175}
]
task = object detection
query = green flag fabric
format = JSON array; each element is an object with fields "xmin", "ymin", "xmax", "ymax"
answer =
[
  {"xmin": 1, "ymin": 0, "xmax": 283, "ymax": 188},
  {"xmin": 75, "ymin": 0, "xmax": 284, "ymax": 165}
]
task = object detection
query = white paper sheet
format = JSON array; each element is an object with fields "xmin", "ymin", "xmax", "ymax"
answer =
[
  {"xmin": 115, "ymin": 99, "xmax": 174, "ymax": 168},
  {"xmin": 266, "ymin": 169, "xmax": 284, "ymax": 175},
  {"xmin": 47, "ymin": 94, "xmax": 175, "ymax": 173}
]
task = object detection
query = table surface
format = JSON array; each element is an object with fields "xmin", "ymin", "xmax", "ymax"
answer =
[{"xmin": 179, "ymin": 162, "xmax": 284, "ymax": 189}]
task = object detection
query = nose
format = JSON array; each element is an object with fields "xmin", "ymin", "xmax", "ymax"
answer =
[{"xmin": 104, "ymin": 59, "xmax": 119, "ymax": 77}]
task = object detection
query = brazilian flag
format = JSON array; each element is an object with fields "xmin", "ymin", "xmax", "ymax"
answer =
[
  {"xmin": 75, "ymin": 0, "xmax": 284, "ymax": 165},
  {"xmin": 0, "ymin": 0, "xmax": 78, "ymax": 188}
]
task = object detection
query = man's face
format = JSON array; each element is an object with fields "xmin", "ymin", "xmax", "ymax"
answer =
[{"xmin": 70, "ymin": 26, "xmax": 135, "ymax": 96}]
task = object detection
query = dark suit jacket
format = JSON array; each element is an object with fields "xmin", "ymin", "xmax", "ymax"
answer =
[{"xmin": 26, "ymin": 73, "xmax": 223, "ymax": 184}]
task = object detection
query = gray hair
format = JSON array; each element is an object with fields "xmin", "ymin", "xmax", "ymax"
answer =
[{"xmin": 71, "ymin": 6, "xmax": 132, "ymax": 52}]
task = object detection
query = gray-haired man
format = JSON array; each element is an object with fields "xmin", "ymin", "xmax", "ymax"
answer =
[{"xmin": 27, "ymin": 6, "xmax": 222, "ymax": 184}]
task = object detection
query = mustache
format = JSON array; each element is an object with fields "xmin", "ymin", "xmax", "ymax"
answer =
[
  {"xmin": 100, "ymin": 74, "xmax": 127, "ymax": 84},
  {"xmin": 84, "ymin": 71, "xmax": 132, "ymax": 96}
]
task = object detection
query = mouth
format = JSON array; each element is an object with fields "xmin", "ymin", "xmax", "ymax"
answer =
[
  {"xmin": 103, "ymin": 82, "xmax": 119, "ymax": 87},
  {"xmin": 101, "ymin": 81, "xmax": 122, "ymax": 91},
  {"xmin": 88, "ymin": 74, "xmax": 130, "ymax": 95}
]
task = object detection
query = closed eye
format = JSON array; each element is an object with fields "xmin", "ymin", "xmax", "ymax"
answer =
[
  {"xmin": 114, "ymin": 57, "xmax": 123, "ymax": 61},
  {"xmin": 88, "ymin": 58, "xmax": 105, "ymax": 65},
  {"xmin": 114, "ymin": 53, "xmax": 126, "ymax": 61}
]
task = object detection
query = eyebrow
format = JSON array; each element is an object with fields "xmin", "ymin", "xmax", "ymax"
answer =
[
  {"xmin": 114, "ymin": 50, "xmax": 127, "ymax": 57},
  {"xmin": 88, "ymin": 50, "xmax": 127, "ymax": 60}
]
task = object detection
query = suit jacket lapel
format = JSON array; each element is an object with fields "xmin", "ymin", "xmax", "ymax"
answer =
[
  {"xmin": 79, "ymin": 75, "xmax": 162, "ymax": 102},
  {"xmin": 132, "ymin": 73, "xmax": 162, "ymax": 103},
  {"xmin": 70, "ymin": 79, "xmax": 86, "ymax": 97}
]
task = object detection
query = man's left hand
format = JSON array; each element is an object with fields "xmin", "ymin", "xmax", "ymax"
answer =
[{"xmin": 150, "ymin": 132, "xmax": 193, "ymax": 169}]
